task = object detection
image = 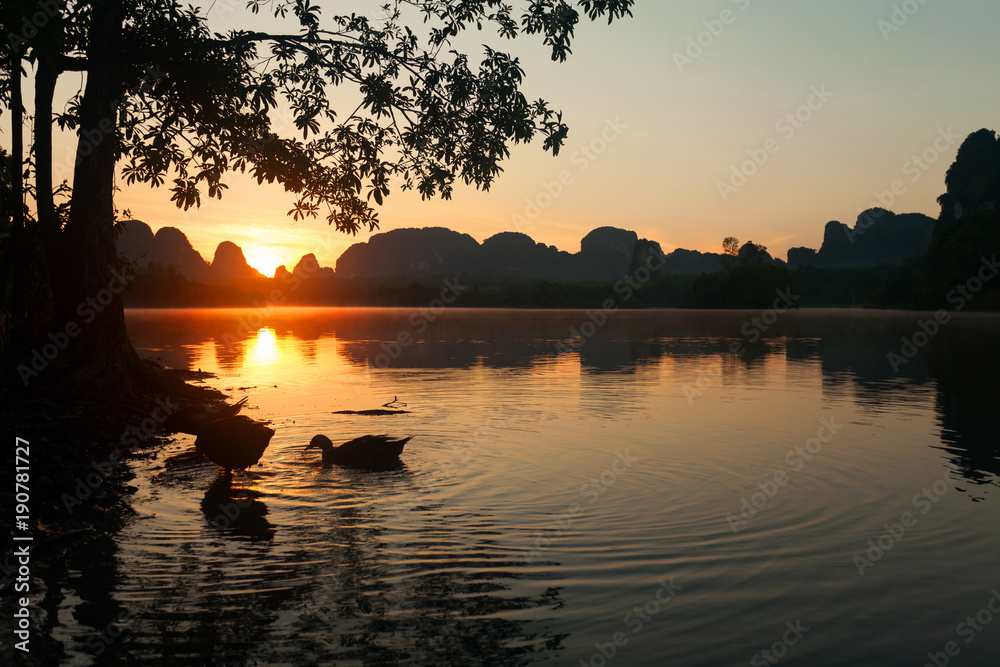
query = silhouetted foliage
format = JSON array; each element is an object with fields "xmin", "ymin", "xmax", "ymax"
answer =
[
  {"xmin": 720, "ymin": 236, "xmax": 739, "ymax": 270},
  {"xmin": 788, "ymin": 264, "xmax": 921, "ymax": 308},
  {"xmin": 737, "ymin": 241, "xmax": 771, "ymax": 266},
  {"xmin": 719, "ymin": 237, "xmax": 775, "ymax": 271},
  {"xmin": 0, "ymin": 147, "xmax": 13, "ymax": 234},
  {"xmin": 722, "ymin": 236, "xmax": 740, "ymax": 257},
  {"xmin": 114, "ymin": 0, "xmax": 634, "ymax": 233},
  {"xmin": 925, "ymin": 209, "xmax": 1000, "ymax": 309},
  {"xmin": 0, "ymin": 0, "xmax": 636, "ymax": 387},
  {"xmin": 937, "ymin": 129, "xmax": 1000, "ymax": 227},
  {"xmin": 687, "ymin": 263, "xmax": 792, "ymax": 309}
]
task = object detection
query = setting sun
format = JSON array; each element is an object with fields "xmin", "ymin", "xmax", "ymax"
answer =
[{"xmin": 244, "ymin": 248, "xmax": 284, "ymax": 277}]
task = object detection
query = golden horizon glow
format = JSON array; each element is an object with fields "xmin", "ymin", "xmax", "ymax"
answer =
[
  {"xmin": 243, "ymin": 248, "xmax": 285, "ymax": 278},
  {"xmin": 13, "ymin": 2, "xmax": 1000, "ymax": 267}
]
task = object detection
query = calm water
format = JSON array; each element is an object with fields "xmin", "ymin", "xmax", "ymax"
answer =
[{"xmin": 27, "ymin": 309, "xmax": 1000, "ymax": 664}]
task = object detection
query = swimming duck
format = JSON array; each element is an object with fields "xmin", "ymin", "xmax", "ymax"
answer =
[
  {"xmin": 195, "ymin": 415, "xmax": 275, "ymax": 470},
  {"xmin": 306, "ymin": 434, "xmax": 413, "ymax": 470},
  {"xmin": 164, "ymin": 397, "xmax": 249, "ymax": 436}
]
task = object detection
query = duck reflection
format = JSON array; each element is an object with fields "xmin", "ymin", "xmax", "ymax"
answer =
[{"xmin": 200, "ymin": 471, "xmax": 275, "ymax": 541}]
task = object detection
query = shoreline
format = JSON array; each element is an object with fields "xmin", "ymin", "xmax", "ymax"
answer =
[{"xmin": 120, "ymin": 304, "xmax": 1000, "ymax": 315}]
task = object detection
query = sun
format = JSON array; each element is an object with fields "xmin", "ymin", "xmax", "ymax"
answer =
[{"xmin": 244, "ymin": 248, "xmax": 285, "ymax": 277}]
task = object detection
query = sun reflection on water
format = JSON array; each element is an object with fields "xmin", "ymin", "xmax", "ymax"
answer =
[
  {"xmin": 101, "ymin": 308, "xmax": 1000, "ymax": 665},
  {"xmin": 245, "ymin": 327, "xmax": 280, "ymax": 368}
]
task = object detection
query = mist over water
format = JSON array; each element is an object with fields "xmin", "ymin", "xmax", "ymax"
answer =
[{"xmin": 30, "ymin": 308, "xmax": 1000, "ymax": 665}]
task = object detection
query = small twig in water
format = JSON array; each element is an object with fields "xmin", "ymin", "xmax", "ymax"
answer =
[{"xmin": 382, "ymin": 395, "xmax": 407, "ymax": 408}]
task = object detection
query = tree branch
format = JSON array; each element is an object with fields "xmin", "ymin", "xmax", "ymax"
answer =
[{"xmin": 58, "ymin": 55, "xmax": 88, "ymax": 72}]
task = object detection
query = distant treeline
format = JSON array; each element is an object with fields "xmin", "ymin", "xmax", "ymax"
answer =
[{"xmin": 123, "ymin": 265, "xmax": 696, "ymax": 309}]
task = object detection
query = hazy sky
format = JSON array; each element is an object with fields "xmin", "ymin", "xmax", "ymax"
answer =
[{"xmin": 13, "ymin": 0, "xmax": 1000, "ymax": 275}]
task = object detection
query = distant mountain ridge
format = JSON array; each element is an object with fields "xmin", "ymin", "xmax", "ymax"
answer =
[
  {"xmin": 335, "ymin": 226, "xmax": 656, "ymax": 281},
  {"xmin": 117, "ymin": 220, "xmax": 264, "ymax": 281},
  {"xmin": 936, "ymin": 128, "xmax": 1000, "ymax": 229},
  {"xmin": 108, "ymin": 127, "xmax": 1000, "ymax": 311},
  {"xmin": 786, "ymin": 208, "xmax": 936, "ymax": 268},
  {"xmin": 118, "ymin": 211, "xmax": 934, "ymax": 284}
]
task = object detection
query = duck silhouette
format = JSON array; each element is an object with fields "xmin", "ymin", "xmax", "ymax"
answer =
[
  {"xmin": 306, "ymin": 434, "xmax": 412, "ymax": 470},
  {"xmin": 195, "ymin": 415, "xmax": 275, "ymax": 470},
  {"xmin": 164, "ymin": 397, "xmax": 248, "ymax": 436}
]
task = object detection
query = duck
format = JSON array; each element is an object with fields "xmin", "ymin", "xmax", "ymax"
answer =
[
  {"xmin": 195, "ymin": 415, "xmax": 275, "ymax": 470},
  {"xmin": 306, "ymin": 434, "xmax": 413, "ymax": 470},
  {"xmin": 164, "ymin": 397, "xmax": 249, "ymax": 436}
]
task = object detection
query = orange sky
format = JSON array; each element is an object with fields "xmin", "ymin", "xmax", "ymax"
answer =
[{"xmin": 8, "ymin": 1, "xmax": 1000, "ymax": 277}]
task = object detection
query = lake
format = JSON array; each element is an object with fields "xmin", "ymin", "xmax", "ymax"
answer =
[{"xmin": 42, "ymin": 308, "xmax": 1000, "ymax": 665}]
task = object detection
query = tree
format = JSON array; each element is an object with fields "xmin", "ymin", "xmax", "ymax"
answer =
[
  {"xmin": 720, "ymin": 236, "xmax": 739, "ymax": 270},
  {"xmin": 737, "ymin": 241, "xmax": 769, "ymax": 266},
  {"xmin": 722, "ymin": 236, "xmax": 739, "ymax": 256},
  {"xmin": 721, "ymin": 237, "xmax": 770, "ymax": 269},
  {"xmin": 693, "ymin": 237, "xmax": 786, "ymax": 307},
  {"xmin": 1, "ymin": 0, "xmax": 635, "ymax": 392},
  {"xmin": 926, "ymin": 208, "xmax": 1000, "ymax": 307}
]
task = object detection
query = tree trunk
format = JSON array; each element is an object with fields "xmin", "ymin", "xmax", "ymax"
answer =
[
  {"xmin": 60, "ymin": 0, "xmax": 139, "ymax": 392},
  {"xmin": 7, "ymin": 18, "xmax": 27, "ymax": 349},
  {"xmin": 28, "ymin": 54, "xmax": 59, "ymax": 344},
  {"xmin": 34, "ymin": 56, "xmax": 58, "ymax": 242}
]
